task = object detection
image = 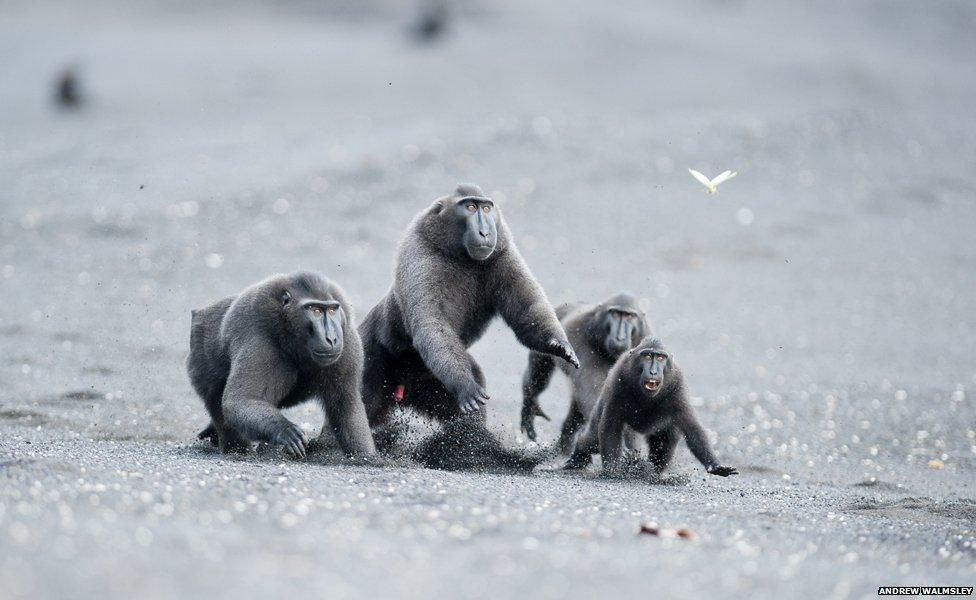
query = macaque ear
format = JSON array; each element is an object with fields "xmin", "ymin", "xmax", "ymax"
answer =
[
  {"xmin": 636, "ymin": 318, "xmax": 648, "ymax": 342},
  {"xmin": 430, "ymin": 197, "xmax": 453, "ymax": 215}
]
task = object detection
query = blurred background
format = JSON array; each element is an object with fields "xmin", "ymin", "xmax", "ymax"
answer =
[{"xmin": 1, "ymin": 0, "xmax": 975, "ymax": 598}]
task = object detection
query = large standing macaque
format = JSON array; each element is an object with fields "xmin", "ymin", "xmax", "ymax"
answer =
[{"xmin": 359, "ymin": 184, "xmax": 579, "ymax": 430}]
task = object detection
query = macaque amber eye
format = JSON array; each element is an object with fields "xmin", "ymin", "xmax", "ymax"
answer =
[
  {"xmin": 311, "ymin": 307, "xmax": 324, "ymax": 317},
  {"xmin": 482, "ymin": 205, "xmax": 491, "ymax": 213},
  {"xmin": 656, "ymin": 355, "xmax": 666, "ymax": 362},
  {"xmin": 466, "ymin": 203, "xmax": 477, "ymax": 212},
  {"xmin": 327, "ymin": 306, "xmax": 338, "ymax": 316}
]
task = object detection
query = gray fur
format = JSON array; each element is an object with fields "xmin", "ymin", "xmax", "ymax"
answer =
[
  {"xmin": 186, "ymin": 271, "xmax": 376, "ymax": 459},
  {"xmin": 565, "ymin": 336, "xmax": 737, "ymax": 477},
  {"xmin": 520, "ymin": 292, "xmax": 651, "ymax": 451},
  {"xmin": 359, "ymin": 183, "xmax": 579, "ymax": 427}
]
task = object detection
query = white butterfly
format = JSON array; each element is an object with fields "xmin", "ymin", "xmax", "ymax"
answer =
[{"xmin": 688, "ymin": 168, "xmax": 737, "ymax": 194}]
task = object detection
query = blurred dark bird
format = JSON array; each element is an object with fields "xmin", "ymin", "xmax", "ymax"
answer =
[
  {"xmin": 412, "ymin": 4, "xmax": 449, "ymax": 42},
  {"xmin": 55, "ymin": 68, "xmax": 82, "ymax": 108}
]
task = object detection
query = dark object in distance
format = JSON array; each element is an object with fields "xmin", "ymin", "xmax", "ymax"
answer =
[
  {"xmin": 55, "ymin": 68, "xmax": 81, "ymax": 108},
  {"xmin": 564, "ymin": 336, "xmax": 737, "ymax": 477},
  {"xmin": 521, "ymin": 293, "xmax": 651, "ymax": 451},
  {"xmin": 187, "ymin": 271, "xmax": 375, "ymax": 459},
  {"xmin": 412, "ymin": 3, "xmax": 448, "ymax": 41},
  {"xmin": 639, "ymin": 525, "xmax": 697, "ymax": 540}
]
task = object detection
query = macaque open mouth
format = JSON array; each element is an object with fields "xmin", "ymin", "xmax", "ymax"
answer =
[{"xmin": 643, "ymin": 380, "xmax": 660, "ymax": 391}]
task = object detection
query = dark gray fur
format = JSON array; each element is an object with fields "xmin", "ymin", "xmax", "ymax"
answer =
[
  {"xmin": 186, "ymin": 271, "xmax": 375, "ymax": 459},
  {"xmin": 565, "ymin": 336, "xmax": 737, "ymax": 477},
  {"xmin": 520, "ymin": 293, "xmax": 651, "ymax": 451},
  {"xmin": 359, "ymin": 183, "xmax": 579, "ymax": 428}
]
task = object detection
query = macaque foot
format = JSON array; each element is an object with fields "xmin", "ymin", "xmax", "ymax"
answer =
[
  {"xmin": 219, "ymin": 428, "xmax": 251, "ymax": 454},
  {"xmin": 197, "ymin": 423, "xmax": 219, "ymax": 447},
  {"xmin": 310, "ymin": 428, "xmax": 340, "ymax": 452},
  {"xmin": 520, "ymin": 401, "xmax": 551, "ymax": 441},
  {"xmin": 707, "ymin": 465, "xmax": 738, "ymax": 477},
  {"xmin": 560, "ymin": 453, "xmax": 591, "ymax": 471}
]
